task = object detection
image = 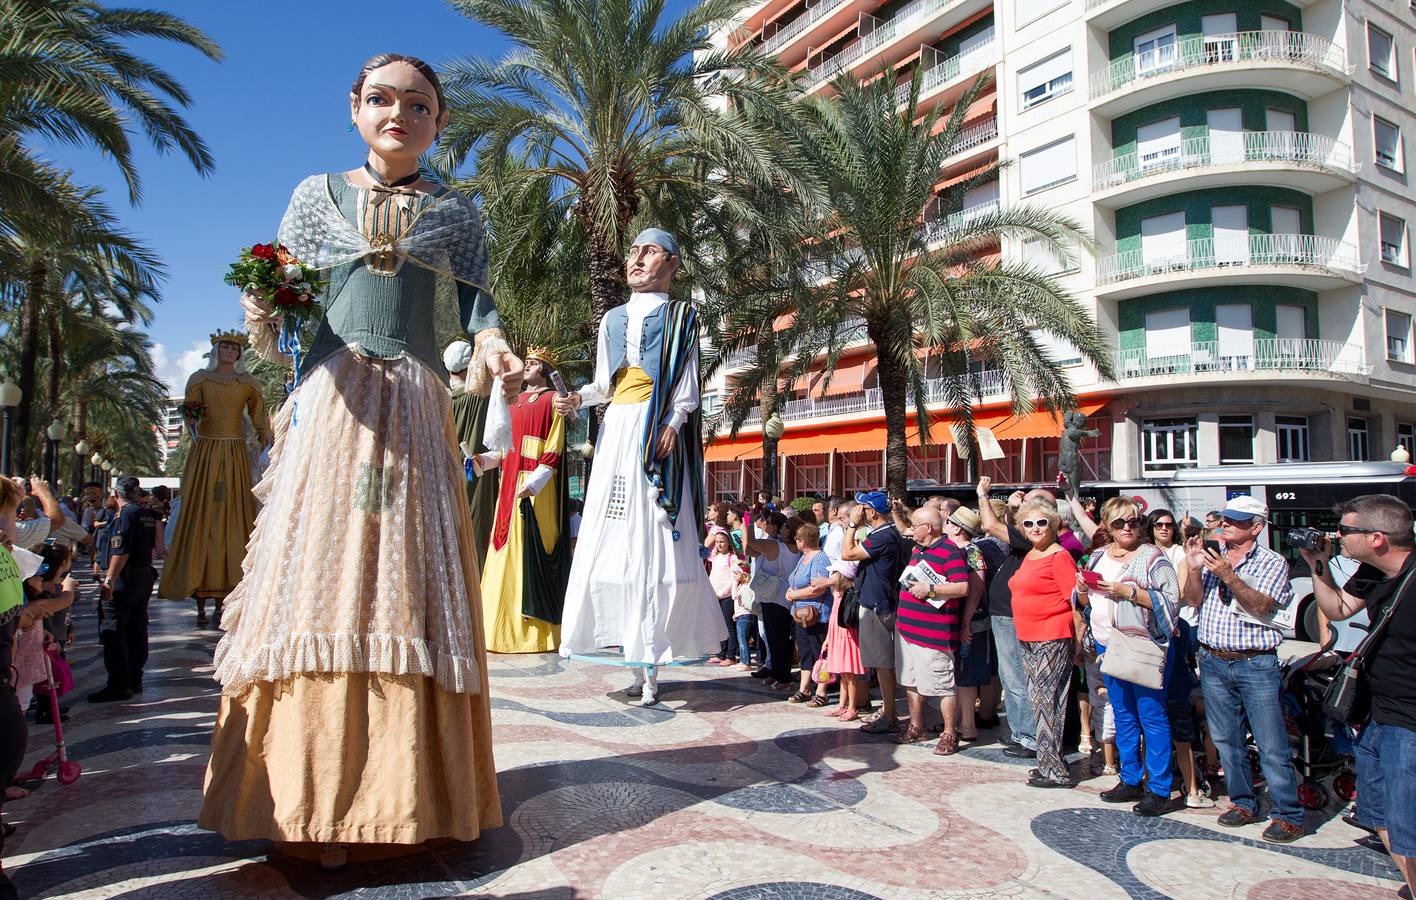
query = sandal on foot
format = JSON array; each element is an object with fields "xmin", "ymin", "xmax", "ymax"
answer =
[
  {"xmin": 895, "ymin": 723, "xmax": 928, "ymax": 744},
  {"xmin": 935, "ymin": 733, "xmax": 961, "ymax": 755},
  {"xmin": 860, "ymin": 716, "xmax": 898, "ymax": 734},
  {"xmin": 808, "ymin": 694, "xmax": 831, "ymax": 707},
  {"xmin": 838, "ymin": 708, "xmax": 860, "ymax": 722},
  {"xmin": 825, "ymin": 707, "xmax": 846, "ymax": 718},
  {"xmin": 787, "ymin": 691, "xmax": 812, "ymax": 703}
]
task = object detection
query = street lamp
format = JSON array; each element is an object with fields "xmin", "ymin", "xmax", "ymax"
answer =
[
  {"xmin": 0, "ymin": 381, "xmax": 20, "ymax": 476},
  {"xmin": 763, "ymin": 412, "xmax": 785, "ymax": 503},
  {"xmin": 45, "ymin": 420, "xmax": 65, "ymax": 485},
  {"xmin": 92, "ymin": 452, "xmax": 104, "ymax": 486},
  {"xmin": 74, "ymin": 439, "xmax": 90, "ymax": 493}
]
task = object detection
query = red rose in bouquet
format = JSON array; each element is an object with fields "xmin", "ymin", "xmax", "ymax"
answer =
[{"xmin": 224, "ymin": 240, "xmax": 325, "ymax": 313}]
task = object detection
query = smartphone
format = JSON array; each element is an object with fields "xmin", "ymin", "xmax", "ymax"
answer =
[
  {"xmin": 1203, "ymin": 539, "xmax": 1222, "ymax": 555},
  {"xmin": 1080, "ymin": 570, "xmax": 1104, "ymax": 588}
]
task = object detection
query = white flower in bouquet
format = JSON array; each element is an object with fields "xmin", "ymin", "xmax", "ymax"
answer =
[{"xmin": 281, "ymin": 263, "xmax": 303, "ymax": 282}]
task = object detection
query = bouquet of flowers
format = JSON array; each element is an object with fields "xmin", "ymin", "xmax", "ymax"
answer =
[
  {"xmin": 180, "ymin": 401, "xmax": 207, "ymax": 422},
  {"xmin": 224, "ymin": 241, "xmax": 325, "ymax": 391},
  {"xmin": 223, "ymin": 241, "xmax": 324, "ymax": 314}
]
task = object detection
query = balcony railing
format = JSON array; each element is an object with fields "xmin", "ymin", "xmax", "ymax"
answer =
[
  {"xmin": 742, "ymin": 369, "xmax": 1010, "ymax": 425},
  {"xmin": 921, "ymin": 198, "xmax": 1000, "ymax": 244},
  {"xmin": 894, "ymin": 35, "xmax": 998, "ymax": 107},
  {"xmin": 953, "ymin": 115, "xmax": 999, "ymax": 153},
  {"xmin": 1089, "ymin": 31, "xmax": 1350, "ymax": 100},
  {"xmin": 1117, "ymin": 339, "xmax": 1369, "ymax": 379},
  {"xmin": 1096, "ymin": 234, "xmax": 1363, "ymax": 285},
  {"xmin": 809, "ymin": 0, "xmax": 958, "ymax": 85},
  {"xmin": 763, "ymin": 0, "xmax": 851, "ymax": 54},
  {"xmin": 1093, "ymin": 131, "xmax": 1357, "ymax": 190}
]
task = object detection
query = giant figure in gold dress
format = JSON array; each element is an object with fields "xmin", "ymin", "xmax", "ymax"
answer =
[{"xmin": 157, "ymin": 331, "xmax": 272, "ymax": 628}]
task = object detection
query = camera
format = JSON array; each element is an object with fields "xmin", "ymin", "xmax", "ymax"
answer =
[{"xmin": 1286, "ymin": 527, "xmax": 1330, "ymax": 552}]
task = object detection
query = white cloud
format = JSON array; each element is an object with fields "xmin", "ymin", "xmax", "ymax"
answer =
[{"xmin": 152, "ymin": 339, "xmax": 211, "ymax": 396}]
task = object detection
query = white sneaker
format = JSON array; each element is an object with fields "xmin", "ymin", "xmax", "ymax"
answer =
[
  {"xmin": 641, "ymin": 689, "xmax": 659, "ymax": 706},
  {"xmin": 1186, "ymin": 791, "xmax": 1216, "ymax": 809}
]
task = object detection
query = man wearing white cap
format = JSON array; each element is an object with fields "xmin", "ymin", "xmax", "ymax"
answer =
[
  {"xmin": 1182, "ymin": 495, "xmax": 1303, "ymax": 843},
  {"xmin": 554, "ymin": 228, "xmax": 725, "ymax": 705}
]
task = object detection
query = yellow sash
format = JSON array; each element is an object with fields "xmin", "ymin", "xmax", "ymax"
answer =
[{"xmin": 612, "ymin": 367, "xmax": 654, "ymax": 404}]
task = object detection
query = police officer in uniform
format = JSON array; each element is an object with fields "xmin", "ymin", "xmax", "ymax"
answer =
[{"xmin": 89, "ymin": 475, "xmax": 160, "ymax": 703}]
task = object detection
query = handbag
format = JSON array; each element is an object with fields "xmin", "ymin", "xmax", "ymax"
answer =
[
  {"xmin": 812, "ymin": 656, "xmax": 837, "ymax": 685},
  {"xmin": 1100, "ymin": 589, "xmax": 1167, "ymax": 690},
  {"xmin": 793, "ymin": 604, "xmax": 821, "ymax": 628},
  {"xmin": 836, "ymin": 585, "xmax": 861, "ymax": 629},
  {"xmin": 749, "ymin": 564, "xmax": 781, "ymax": 605},
  {"xmin": 1323, "ymin": 565, "xmax": 1416, "ymax": 728}
]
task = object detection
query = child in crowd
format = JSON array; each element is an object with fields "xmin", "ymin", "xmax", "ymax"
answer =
[{"xmin": 707, "ymin": 528, "xmax": 750, "ymax": 667}]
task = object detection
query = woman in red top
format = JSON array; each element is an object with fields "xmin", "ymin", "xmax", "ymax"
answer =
[{"xmin": 978, "ymin": 480, "xmax": 1082, "ymax": 788}]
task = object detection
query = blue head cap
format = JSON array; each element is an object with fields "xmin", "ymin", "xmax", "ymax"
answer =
[
  {"xmin": 855, "ymin": 490, "xmax": 890, "ymax": 515},
  {"xmin": 632, "ymin": 227, "xmax": 680, "ymax": 258}
]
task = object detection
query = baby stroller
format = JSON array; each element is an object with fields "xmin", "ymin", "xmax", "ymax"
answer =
[
  {"xmin": 1277, "ymin": 638, "xmax": 1355, "ymax": 811},
  {"xmin": 25, "ymin": 638, "xmax": 80, "ymax": 786}
]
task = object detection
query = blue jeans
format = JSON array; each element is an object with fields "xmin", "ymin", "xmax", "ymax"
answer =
[
  {"xmin": 1198, "ymin": 648, "xmax": 1302, "ymax": 825},
  {"xmin": 735, "ymin": 615, "xmax": 758, "ymax": 668},
  {"xmin": 1355, "ymin": 718, "xmax": 1416, "ymax": 857},
  {"xmin": 992, "ymin": 615, "xmax": 1036, "ymax": 750},
  {"xmin": 1100, "ymin": 642, "xmax": 1174, "ymax": 797}
]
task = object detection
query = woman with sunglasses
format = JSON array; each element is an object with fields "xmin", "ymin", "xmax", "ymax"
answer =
[
  {"xmin": 1147, "ymin": 510, "xmax": 1188, "ymax": 603},
  {"xmin": 977, "ymin": 478, "xmax": 1082, "ymax": 788},
  {"xmin": 1075, "ymin": 497, "xmax": 1181, "ymax": 816}
]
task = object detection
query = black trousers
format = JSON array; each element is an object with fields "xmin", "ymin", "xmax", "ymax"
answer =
[
  {"xmin": 718, "ymin": 596, "xmax": 739, "ymax": 659},
  {"xmin": 100, "ymin": 566, "xmax": 155, "ymax": 693},
  {"xmin": 760, "ymin": 603, "xmax": 794, "ymax": 683},
  {"xmin": 0, "ymin": 689, "xmax": 27, "ymax": 900}
]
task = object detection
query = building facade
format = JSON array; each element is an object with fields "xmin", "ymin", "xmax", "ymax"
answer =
[
  {"xmin": 703, "ymin": 0, "xmax": 1416, "ymax": 499},
  {"xmin": 157, "ymin": 396, "xmax": 184, "ymax": 471}
]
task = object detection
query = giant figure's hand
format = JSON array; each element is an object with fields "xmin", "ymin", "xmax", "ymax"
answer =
[
  {"xmin": 489, "ymin": 350, "xmax": 523, "ymax": 398},
  {"xmin": 655, "ymin": 425, "xmax": 677, "ymax": 460},
  {"xmin": 553, "ymin": 393, "xmax": 583, "ymax": 416}
]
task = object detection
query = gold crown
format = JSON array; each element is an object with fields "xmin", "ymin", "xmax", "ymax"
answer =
[
  {"xmin": 210, "ymin": 329, "xmax": 248, "ymax": 348},
  {"xmin": 525, "ymin": 345, "xmax": 559, "ymax": 369}
]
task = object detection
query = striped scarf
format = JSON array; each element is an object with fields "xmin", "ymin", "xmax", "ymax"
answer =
[{"xmin": 640, "ymin": 300, "xmax": 705, "ymax": 539}]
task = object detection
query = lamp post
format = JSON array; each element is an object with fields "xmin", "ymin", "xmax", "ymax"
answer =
[
  {"xmin": 92, "ymin": 453, "xmax": 103, "ymax": 488},
  {"xmin": 45, "ymin": 420, "xmax": 65, "ymax": 485},
  {"xmin": 763, "ymin": 412, "xmax": 785, "ymax": 504},
  {"xmin": 0, "ymin": 382, "xmax": 20, "ymax": 477},
  {"xmin": 74, "ymin": 439, "xmax": 90, "ymax": 494}
]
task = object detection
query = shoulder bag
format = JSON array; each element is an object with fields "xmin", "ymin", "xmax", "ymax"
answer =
[
  {"xmin": 1100, "ymin": 564, "xmax": 1168, "ymax": 690},
  {"xmin": 836, "ymin": 584, "xmax": 861, "ymax": 629},
  {"xmin": 1323, "ymin": 564, "xmax": 1416, "ymax": 728}
]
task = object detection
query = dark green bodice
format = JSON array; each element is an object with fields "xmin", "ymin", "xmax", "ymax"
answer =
[{"xmin": 298, "ymin": 174, "xmax": 499, "ymax": 383}]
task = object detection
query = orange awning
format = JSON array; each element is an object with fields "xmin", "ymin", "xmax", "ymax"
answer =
[{"xmin": 704, "ymin": 398, "xmax": 1110, "ymax": 463}]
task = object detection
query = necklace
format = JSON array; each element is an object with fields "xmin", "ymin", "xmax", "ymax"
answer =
[{"xmin": 363, "ymin": 162, "xmax": 420, "ymax": 188}]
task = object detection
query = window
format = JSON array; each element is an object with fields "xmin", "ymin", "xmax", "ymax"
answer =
[
  {"xmin": 1134, "ymin": 25, "xmax": 1177, "ymax": 77},
  {"xmin": 1022, "ymin": 236, "xmax": 1074, "ymax": 275},
  {"xmin": 1142, "ymin": 417, "xmax": 1198, "ymax": 472},
  {"xmin": 1202, "ymin": 13, "xmax": 1238, "ymax": 62},
  {"xmin": 1381, "ymin": 213, "xmax": 1409, "ymax": 266},
  {"xmin": 1368, "ymin": 23, "xmax": 1395, "ymax": 79},
  {"xmin": 1219, "ymin": 415, "xmax": 1255, "ymax": 464},
  {"xmin": 1019, "ymin": 50, "xmax": 1073, "ymax": 110},
  {"xmin": 1136, "ymin": 116, "xmax": 1181, "ymax": 172},
  {"xmin": 1277, "ymin": 416, "xmax": 1310, "ymax": 462},
  {"xmin": 1144, "ymin": 307, "xmax": 1191, "ymax": 371},
  {"xmin": 1016, "ymin": 0, "xmax": 1066, "ymax": 27},
  {"xmin": 1348, "ymin": 417, "xmax": 1370, "ymax": 461},
  {"xmin": 1020, "ymin": 136, "xmax": 1076, "ymax": 194},
  {"xmin": 1031, "ymin": 329, "xmax": 1082, "ymax": 367},
  {"xmin": 1140, "ymin": 211, "xmax": 1187, "ymax": 270},
  {"xmin": 1388, "ymin": 309, "xmax": 1413, "ymax": 362},
  {"xmin": 1375, "ymin": 116, "xmax": 1403, "ymax": 171},
  {"xmin": 1401, "ymin": 423, "xmax": 1416, "ymax": 459}
]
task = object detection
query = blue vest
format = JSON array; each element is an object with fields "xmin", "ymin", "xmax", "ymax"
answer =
[{"xmin": 603, "ymin": 301, "xmax": 670, "ymax": 390}]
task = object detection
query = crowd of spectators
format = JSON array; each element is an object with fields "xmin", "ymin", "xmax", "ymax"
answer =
[{"xmin": 701, "ymin": 480, "xmax": 1416, "ymax": 895}]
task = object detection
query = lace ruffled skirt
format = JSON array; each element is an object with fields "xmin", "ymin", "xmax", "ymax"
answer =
[{"xmin": 200, "ymin": 348, "xmax": 500, "ymax": 844}]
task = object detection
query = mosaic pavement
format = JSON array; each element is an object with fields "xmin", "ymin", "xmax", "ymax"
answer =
[{"xmin": 3, "ymin": 572, "xmax": 1406, "ymax": 899}]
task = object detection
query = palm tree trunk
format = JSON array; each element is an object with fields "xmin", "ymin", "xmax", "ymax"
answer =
[
  {"xmin": 870, "ymin": 324, "xmax": 910, "ymax": 500},
  {"xmin": 44, "ymin": 316, "xmax": 62, "ymax": 482},
  {"xmin": 587, "ymin": 229, "xmax": 625, "ymax": 328},
  {"xmin": 759, "ymin": 331, "xmax": 780, "ymax": 502},
  {"xmin": 16, "ymin": 257, "xmax": 45, "ymax": 475},
  {"xmin": 71, "ymin": 398, "xmax": 87, "ymax": 494}
]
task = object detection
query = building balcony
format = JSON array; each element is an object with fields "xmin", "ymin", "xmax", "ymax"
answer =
[
  {"xmin": 806, "ymin": 0, "xmax": 990, "ymax": 91},
  {"xmin": 894, "ymin": 36, "xmax": 999, "ymax": 111},
  {"xmin": 760, "ymin": 0, "xmax": 874, "ymax": 67},
  {"xmin": 1088, "ymin": 31, "xmax": 1351, "ymax": 118},
  {"xmin": 1091, "ymin": 131, "xmax": 1359, "ymax": 207},
  {"xmin": 741, "ymin": 369, "xmax": 1010, "ymax": 427},
  {"xmin": 1083, "ymin": 0, "xmax": 1322, "ymax": 31},
  {"xmin": 1095, "ymin": 234, "xmax": 1364, "ymax": 299},
  {"xmin": 1117, "ymin": 339, "xmax": 1370, "ymax": 383}
]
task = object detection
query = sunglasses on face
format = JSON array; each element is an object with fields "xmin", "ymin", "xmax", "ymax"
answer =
[
  {"xmin": 1110, "ymin": 517, "xmax": 1142, "ymax": 531},
  {"xmin": 1338, "ymin": 524, "xmax": 1383, "ymax": 537},
  {"xmin": 1152, "ymin": 521, "xmax": 1175, "ymax": 529},
  {"xmin": 1021, "ymin": 519, "xmax": 1051, "ymax": 529}
]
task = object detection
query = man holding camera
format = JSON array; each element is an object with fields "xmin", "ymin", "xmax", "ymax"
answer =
[
  {"xmin": 1299, "ymin": 495, "xmax": 1416, "ymax": 896},
  {"xmin": 1182, "ymin": 496, "xmax": 1303, "ymax": 843}
]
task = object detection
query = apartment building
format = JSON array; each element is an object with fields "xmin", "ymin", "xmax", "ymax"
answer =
[
  {"xmin": 702, "ymin": 0, "xmax": 1416, "ymax": 499},
  {"xmin": 157, "ymin": 396, "xmax": 184, "ymax": 470}
]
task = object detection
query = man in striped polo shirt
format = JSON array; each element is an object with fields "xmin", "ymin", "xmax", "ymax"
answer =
[{"xmin": 895, "ymin": 506, "xmax": 971, "ymax": 754}]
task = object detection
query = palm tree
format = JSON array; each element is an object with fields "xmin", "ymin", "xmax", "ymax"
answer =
[
  {"xmin": 463, "ymin": 157, "xmax": 592, "ymax": 381},
  {"xmin": 0, "ymin": 0, "xmax": 223, "ymax": 212},
  {"xmin": 437, "ymin": 0, "xmax": 818, "ymax": 326},
  {"xmin": 778, "ymin": 70, "xmax": 1113, "ymax": 497}
]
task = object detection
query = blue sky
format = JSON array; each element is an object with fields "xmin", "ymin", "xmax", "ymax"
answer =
[{"xmin": 40, "ymin": 0, "xmax": 694, "ymax": 394}]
